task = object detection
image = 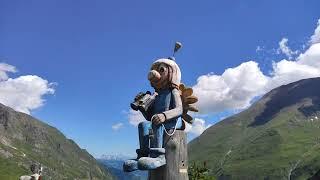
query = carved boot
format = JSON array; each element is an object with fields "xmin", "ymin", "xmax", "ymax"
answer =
[
  {"xmin": 123, "ymin": 149, "xmax": 149, "ymax": 172},
  {"xmin": 137, "ymin": 148, "xmax": 166, "ymax": 170},
  {"xmin": 123, "ymin": 159, "xmax": 138, "ymax": 172}
]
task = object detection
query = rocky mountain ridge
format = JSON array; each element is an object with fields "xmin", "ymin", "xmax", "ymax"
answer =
[
  {"xmin": 0, "ymin": 103, "xmax": 113, "ymax": 180},
  {"xmin": 189, "ymin": 77, "xmax": 320, "ymax": 180}
]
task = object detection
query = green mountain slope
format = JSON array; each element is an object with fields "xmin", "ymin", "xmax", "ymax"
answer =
[
  {"xmin": 189, "ymin": 77, "xmax": 320, "ymax": 180},
  {"xmin": 0, "ymin": 103, "xmax": 113, "ymax": 180}
]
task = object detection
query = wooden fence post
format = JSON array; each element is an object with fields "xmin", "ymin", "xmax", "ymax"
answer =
[{"xmin": 148, "ymin": 130, "xmax": 189, "ymax": 180}]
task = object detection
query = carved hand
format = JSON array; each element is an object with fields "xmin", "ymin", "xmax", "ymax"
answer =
[{"xmin": 151, "ymin": 114, "xmax": 166, "ymax": 125}]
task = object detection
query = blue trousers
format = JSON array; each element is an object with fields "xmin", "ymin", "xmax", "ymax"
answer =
[{"xmin": 138, "ymin": 118, "xmax": 183, "ymax": 150}]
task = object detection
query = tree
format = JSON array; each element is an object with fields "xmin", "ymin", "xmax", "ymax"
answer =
[{"xmin": 188, "ymin": 161, "xmax": 216, "ymax": 180}]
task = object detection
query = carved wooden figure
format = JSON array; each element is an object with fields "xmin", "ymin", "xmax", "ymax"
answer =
[{"xmin": 123, "ymin": 42, "xmax": 198, "ymax": 180}]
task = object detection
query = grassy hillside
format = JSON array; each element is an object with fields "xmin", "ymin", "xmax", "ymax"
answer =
[
  {"xmin": 0, "ymin": 104, "xmax": 113, "ymax": 180},
  {"xmin": 189, "ymin": 78, "xmax": 320, "ymax": 180}
]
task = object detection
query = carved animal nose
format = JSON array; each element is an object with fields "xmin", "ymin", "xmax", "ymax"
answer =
[{"xmin": 148, "ymin": 70, "xmax": 161, "ymax": 82}]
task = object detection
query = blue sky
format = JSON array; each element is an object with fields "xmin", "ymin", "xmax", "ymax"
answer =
[{"xmin": 1, "ymin": 0, "xmax": 320, "ymax": 157}]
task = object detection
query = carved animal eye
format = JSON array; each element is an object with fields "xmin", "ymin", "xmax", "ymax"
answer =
[
  {"xmin": 159, "ymin": 67, "xmax": 165, "ymax": 73},
  {"xmin": 158, "ymin": 64, "xmax": 166, "ymax": 73}
]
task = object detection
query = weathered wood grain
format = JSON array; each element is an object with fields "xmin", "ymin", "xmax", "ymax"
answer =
[{"xmin": 148, "ymin": 130, "xmax": 188, "ymax": 180}]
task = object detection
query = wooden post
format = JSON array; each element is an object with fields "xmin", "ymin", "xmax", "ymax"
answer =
[{"xmin": 148, "ymin": 130, "xmax": 189, "ymax": 180}]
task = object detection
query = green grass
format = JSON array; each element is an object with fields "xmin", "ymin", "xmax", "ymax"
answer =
[{"xmin": 189, "ymin": 101, "xmax": 320, "ymax": 180}]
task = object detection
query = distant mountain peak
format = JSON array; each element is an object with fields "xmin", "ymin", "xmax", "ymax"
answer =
[{"xmin": 100, "ymin": 153, "xmax": 133, "ymax": 161}]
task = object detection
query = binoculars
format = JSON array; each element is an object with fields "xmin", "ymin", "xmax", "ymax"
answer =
[{"xmin": 131, "ymin": 91, "xmax": 157, "ymax": 112}]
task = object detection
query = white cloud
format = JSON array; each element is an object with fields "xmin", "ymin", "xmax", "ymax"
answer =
[
  {"xmin": 193, "ymin": 19, "xmax": 320, "ymax": 115},
  {"xmin": 266, "ymin": 60, "xmax": 320, "ymax": 92},
  {"xmin": 128, "ymin": 109, "xmax": 146, "ymax": 126},
  {"xmin": 0, "ymin": 63, "xmax": 54, "ymax": 114},
  {"xmin": 185, "ymin": 118, "xmax": 211, "ymax": 136},
  {"xmin": 267, "ymin": 42, "xmax": 320, "ymax": 91},
  {"xmin": 277, "ymin": 38, "xmax": 298, "ymax": 59},
  {"xmin": 193, "ymin": 61, "xmax": 269, "ymax": 114},
  {"xmin": 112, "ymin": 123, "xmax": 124, "ymax": 131},
  {"xmin": 310, "ymin": 19, "xmax": 320, "ymax": 44},
  {"xmin": 296, "ymin": 43, "xmax": 320, "ymax": 68},
  {"xmin": 0, "ymin": 63, "xmax": 17, "ymax": 80}
]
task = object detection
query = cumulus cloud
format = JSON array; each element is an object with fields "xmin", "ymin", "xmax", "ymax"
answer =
[
  {"xmin": 277, "ymin": 38, "xmax": 299, "ymax": 59},
  {"xmin": 266, "ymin": 41, "xmax": 320, "ymax": 91},
  {"xmin": 193, "ymin": 61, "xmax": 269, "ymax": 114},
  {"xmin": 128, "ymin": 110, "xmax": 146, "ymax": 126},
  {"xmin": 112, "ymin": 123, "xmax": 124, "ymax": 131},
  {"xmin": 185, "ymin": 118, "xmax": 211, "ymax": 136},
  {"xmin": 297, "ymin": 43, "xmax": 320, "ymax": 68},
  {"xmin": 193, "ymin": 19, "xmax": 320, "ymax": 114},
  {"xmin": 266, "ymin": 59, "xmax": 320, "ymax": 91},
  {"xmin": 0, "ymin": 63, "xmax": 54, "ymax": 114},
  {"xmin": 310, "ymin": 19, "xmax": 320, "ymax": 44}
]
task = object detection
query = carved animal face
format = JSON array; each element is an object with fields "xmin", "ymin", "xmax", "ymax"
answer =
[{"xmin": 148, "ymin": 62, "xmax": 172, "ymax": 90}]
